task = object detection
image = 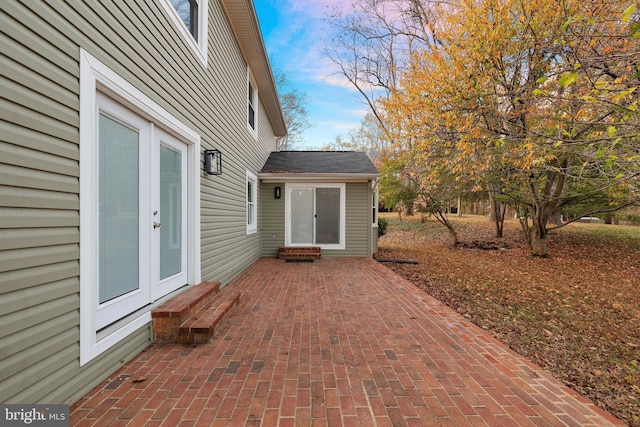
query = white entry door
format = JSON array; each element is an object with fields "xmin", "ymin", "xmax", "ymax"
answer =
[{"xmin": 95, "ymin": 95, "xmax": 188, "ymax": 329}]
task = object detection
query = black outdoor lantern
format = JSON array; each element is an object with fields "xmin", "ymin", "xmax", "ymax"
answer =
[
  {"xmin": 204, "ymin": 149, "xmax": 222, "ymax": 175},
  {"xmin": 274, "ymin": 186, "xmax": 281, "ymax": 199}
]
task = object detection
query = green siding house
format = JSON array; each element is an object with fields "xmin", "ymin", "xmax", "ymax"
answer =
[
  {"xmin": 260, "ymin": 151, "xmax": 380, "ymax": 258},
  {"xmin": 1, "ymin": 0, "xmax": 378, "ymax": 406}
]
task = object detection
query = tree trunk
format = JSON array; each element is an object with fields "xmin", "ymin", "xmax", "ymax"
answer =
[
  {"xmin": 604, "ymin": 214, "xmax": 612, "ymax": 224},
  {"xmin": 457, "ymin": 195, "xmax": 462, "ymax": 217},
  {"xmin": 549, "ymin": 212, "xmax": 562, "ymax": 225},
  {"xmin": 530, "ymin": 220, "xmax": 549, "ymax": 257},
  {"xmin": 489, "ymin": 192, "xmax": 496, "ymax": 221},
  {"xmin": 488, "ymin": 190, "xmax": 505, "ymax": 238},
  {"xmin": 531, "ymin": 232, "xmax": 548, "ymax": 257},
  {"xmin": 445, "ymin": 224, "xmax": 458, "ymax": 247},
  {"xmin": 433, "ymin": 209, "xmax": 458, "ymax": 247},
  {"xmin": 405, "ymin": 203, "xmax": 414, "ymax": 216}
]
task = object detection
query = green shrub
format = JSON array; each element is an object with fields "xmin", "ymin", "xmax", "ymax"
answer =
[{"xmin": 378, "ymin": 217, "xmax": 389, "ymax": 237}]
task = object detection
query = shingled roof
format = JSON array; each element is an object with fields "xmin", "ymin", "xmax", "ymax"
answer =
[{"xmin": 260, "ymin": 151, "xmax": 378, "ymax": 176}]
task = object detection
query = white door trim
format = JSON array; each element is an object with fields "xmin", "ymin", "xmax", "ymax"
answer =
[
  {"xmin": 80, "ymin": 49, "xmax": 201, "ymax": 365},
  {"xmin": 284, "ymin": 183, "xmax": 346, "ymax": 250}
]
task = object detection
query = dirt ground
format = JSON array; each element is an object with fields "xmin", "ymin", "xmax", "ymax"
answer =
[{"xmin": 376, "ymin": 214, "xmax": 640, "ymax": 426}]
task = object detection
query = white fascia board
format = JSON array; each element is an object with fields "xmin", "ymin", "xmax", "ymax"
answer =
[{"xmin": 259, "ymin": 173, "xmax": 379, "ymax": 183}]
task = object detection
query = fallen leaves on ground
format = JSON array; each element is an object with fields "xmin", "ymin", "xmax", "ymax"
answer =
[{"xmin": 377, "ymin": 214, "xmax": 640, "ymax": 426}]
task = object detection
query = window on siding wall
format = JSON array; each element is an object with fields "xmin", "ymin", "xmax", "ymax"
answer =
[
  {"xmin": 171, "ymin": 0, "xmax": 198, "ymax": 40},
  {"xmin": 247, "ymin": 71, "xmax": 258, "ymax": 136},
  {"xmin": 161, "ymin": 0, "xmax": 208, "ymax": 65},
  {"xmin": 247, "ymin": 171, "xmax": 258, "ymax": 234}
]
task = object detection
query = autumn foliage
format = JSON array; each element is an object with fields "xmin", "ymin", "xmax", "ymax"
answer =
[{"xmin": 380, "ymin": 0, "xmax": 640, "ymax": 256}]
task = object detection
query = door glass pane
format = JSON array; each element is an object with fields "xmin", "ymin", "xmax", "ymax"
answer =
[
  {"xmin": 291, "ymin": 188, "xmax": 314, "ymax": 244},
  {"xmin": 160, "ymin": 144, "xmax": 182, "ymax": 280},
  {"xmin": 316, "ymin": 188, "xmax": 341, "ymax": 244},
  {"xmin": 99, "ymin": 113, "xmax": 139, "ymax": 304}
]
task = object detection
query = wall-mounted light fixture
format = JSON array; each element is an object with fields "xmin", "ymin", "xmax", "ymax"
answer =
[
  {"xmin": 274, "ymin": 186, "xmax": 281, "ymax": 199},
  {"xmin": 204, "ymin": 149, "xmax": 222, "ymax": 175}
]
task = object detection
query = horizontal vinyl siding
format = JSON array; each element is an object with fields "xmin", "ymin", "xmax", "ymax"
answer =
[
  {"xmin": 1, "ymin": 0, "xmax": 84, "ymax": 404},
  {"xmin": 261, "ymin": 182, "xmax": 285, "ymax": 257},
  {"xmin": 260, "ymin": 182, "xmax": 374, "ymax": 257},
  {"xmin": 1, "ymin": 0, "xmax": 277, "ymax": 404}
]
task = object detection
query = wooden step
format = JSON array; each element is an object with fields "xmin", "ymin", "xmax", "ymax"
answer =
[{"xmin": 152, "ymin": 282, "xmax": 241, "ymax": 344}]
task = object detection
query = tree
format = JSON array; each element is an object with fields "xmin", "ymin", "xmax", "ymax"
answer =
[
  {"xmin": 378, "ymin": 154, "xmax": 419, "ymax": 221},
  {"xmin": 272, "ymin": 68, "xmax": 311, "ymax": 150},
  {"xmin": 383, "ymin": 0, "xmax": 640, "ymax": 256},
  {"xmin": 323, "ymin": 0, "xmax": 437, "ymax": 131},
  {"xmin": 322, "ymin": 112, "xmax": 389, "ymax": 162}
]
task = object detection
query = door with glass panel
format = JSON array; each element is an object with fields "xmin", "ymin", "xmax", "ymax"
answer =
[
  {"xmin": 95, "ymin": 102, "xmax": 151, "ymax": 329},
  {"xmin": 95, "ymin": 96, "xmax": 188, "ymax": 329},
  {"xmin": 154, "ymin": 129, "xmax": 188, "ymax": 298},
  {"xmin": 287, "ymin": 185, "xmax": 343, "ymax": 248}
]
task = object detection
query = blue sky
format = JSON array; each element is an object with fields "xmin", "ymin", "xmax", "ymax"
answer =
[{"xmin": 253, "ymin": 0, "xmax": 369, "ymax": 149}]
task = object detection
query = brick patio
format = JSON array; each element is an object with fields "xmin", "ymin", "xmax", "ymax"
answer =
[{"xmin": 70, "ymin": 258, "xmax": 624, "ymax": 426}]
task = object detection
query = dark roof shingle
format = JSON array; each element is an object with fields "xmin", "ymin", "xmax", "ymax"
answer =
[{"xmin": 260, "ymin": 151, "xmax": 378, "ymax": 175}]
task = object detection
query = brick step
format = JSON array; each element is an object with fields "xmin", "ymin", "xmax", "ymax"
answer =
[
  {"xmin": 179, "ymin": 290, "xmax": 242, "ymax": 344},
  {"xmin": 278, "ymin": 246, "xmax": 321, "ymax": 260},
  {"xmin": 152, "ymin": 281, "xmax": 221, "ymax": 321},
  {"xmin": 152, "ymin": 282, "xmax": 241, "ymax": 344}
]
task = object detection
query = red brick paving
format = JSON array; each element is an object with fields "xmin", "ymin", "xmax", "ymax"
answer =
[{"xmin": 71, "ymin": 258, "xmax": 624, "ymax": 426}]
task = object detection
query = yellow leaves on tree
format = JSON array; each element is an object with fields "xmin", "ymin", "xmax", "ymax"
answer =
[{"xmin": 381, "ymin": 0, "xmax": 640, "ymax": 256}]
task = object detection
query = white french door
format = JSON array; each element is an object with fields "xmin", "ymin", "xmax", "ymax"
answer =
[
  {"xmin": 95, "ymin": 95, "xmax": 188, "ymax": 329},
  {"xmin": 154, "ymin": 129, "xmax": 188, "ymax": 298}
]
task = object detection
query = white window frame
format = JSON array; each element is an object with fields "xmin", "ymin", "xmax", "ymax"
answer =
[
  {"xmin": 79, "ymin": 49, "xmax": 201, "ymax": 365},
  {"xmin": 284, "ymin": 183, "xmax": 346, "ymax": 250},
  {"xmin": 160, "ymin": 0, "xmax": 209, "ymax": 66},
  {"xmin": 247, "ymin": 69, "xmax": 258, "ymax": 137},
  {"xmin": 246, "ymin": 170, "xmax": 258, "ymax": 234},
  {"xmin": 372, "ymin": 179, "xmax": 379, "ymax": 227}
]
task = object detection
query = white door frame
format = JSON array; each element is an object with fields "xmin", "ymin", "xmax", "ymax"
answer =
[
  {"xmin": 153, "ymin": 127, "xmax": 189, "ymax": 299},
  {"xmin": 284, "ymin": 183, "xmax": 346, "ymax": 250},
  {"xmin": 79, "ymin": 49, "xmax": 201, "ymax": 364}
]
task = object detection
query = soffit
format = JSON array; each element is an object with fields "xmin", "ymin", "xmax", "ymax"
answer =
[{"xmin": 219, "ymin": 0, "xmax": 287, "ymax": 137}]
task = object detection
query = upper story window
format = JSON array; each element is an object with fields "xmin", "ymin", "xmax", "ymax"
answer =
[
  {"xmin": 247, "ymin": 70, "xmax": 258, "ymax": 136},
  {"xmin": 171, "ymin": 0, "xmax": 198, "ymax": 40},
  {"xmin": 161, "ymin": 0, "xmax": 208, "ymax": 65}
]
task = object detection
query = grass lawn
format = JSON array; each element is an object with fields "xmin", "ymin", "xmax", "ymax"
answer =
[{"xmin": 377, "ymin": 213, "xmax": 640, "ymax": 426}]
